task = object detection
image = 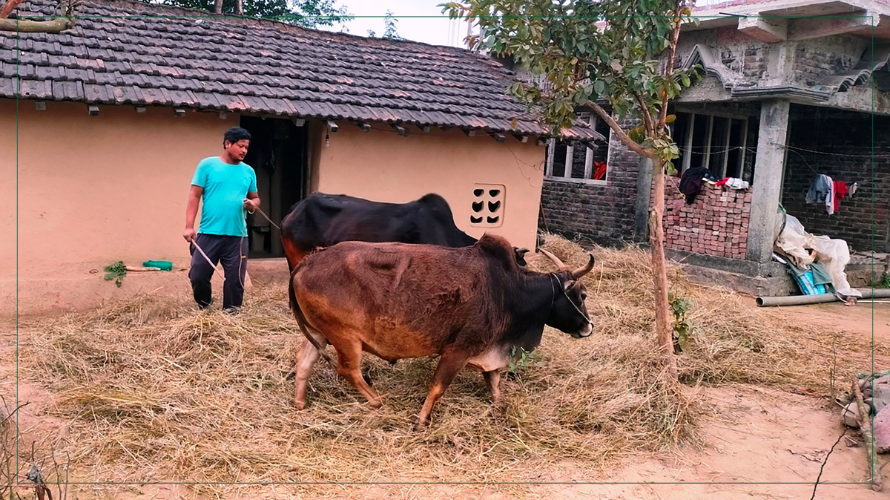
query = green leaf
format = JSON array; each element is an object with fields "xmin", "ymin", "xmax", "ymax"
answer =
[
  {"xmin": 680, "ymin": 73, "xmax": 691, "ymax": 87},
  {"xmin": 594, "ymin": 80, "xmax": 605, "ymax": 95}
]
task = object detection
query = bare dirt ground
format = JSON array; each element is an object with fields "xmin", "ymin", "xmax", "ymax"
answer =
[{"xmin": 1, "ymin": 298, "xmax": 887, "ymax": 499}]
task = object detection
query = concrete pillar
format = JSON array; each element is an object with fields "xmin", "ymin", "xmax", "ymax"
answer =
[
  {"xmin": 634, "ymin": 157, "xmax": 654, "ymax": 243},
  {"xmin": 746, "ymin": 100, "xmax": 790, "ymax": 264}
]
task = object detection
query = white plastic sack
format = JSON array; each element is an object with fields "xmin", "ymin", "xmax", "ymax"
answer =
[
  {"xmin": 775, "ymin": 215, "xmax": 815, "ymax": 268},
  {"xmin": 773, "ymin": 214, "xmax": 861, "ymax": 297},
  {"xmin": 806, "ymin": 234, "xmax": 859, "ymax": 297}
]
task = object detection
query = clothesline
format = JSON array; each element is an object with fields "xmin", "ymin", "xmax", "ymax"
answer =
[
  {"xmin": 675, "ymin": 142, "xmax": 890, "ymax": 159},
  {"xmin": 770, "ymin": 143, "xmax": 873, "ymax": 187},
  {"xmin": 773, "ymin": 143, "xmax": 890, "ymax": 159}
]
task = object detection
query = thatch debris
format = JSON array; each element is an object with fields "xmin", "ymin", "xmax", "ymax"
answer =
[{"xmin": 14, "ymin": 234, "xmax": 881, "ymax": 496}]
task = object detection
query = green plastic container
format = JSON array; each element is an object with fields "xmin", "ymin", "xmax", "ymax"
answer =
[{"xmin": 142, "ymin": 260, "xmax": 173, "ymax": 271}]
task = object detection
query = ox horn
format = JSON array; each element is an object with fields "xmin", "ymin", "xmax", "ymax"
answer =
[
  {"xmin": 573, "ymin": 254, "xmax": 595, "ymax": 279},
  {"xmin": 538, "ymin": 247, "xmax": 569, "ymax": 271}
]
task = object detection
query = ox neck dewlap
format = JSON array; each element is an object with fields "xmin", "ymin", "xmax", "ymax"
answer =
[{"xmin": 549, "ymin": 273, "xmax": 592, "ymax": 325}]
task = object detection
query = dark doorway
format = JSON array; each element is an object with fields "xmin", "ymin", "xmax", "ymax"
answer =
[{"xmin": 239, "ymin": 116, "xmax": 308, "ymax": 258}]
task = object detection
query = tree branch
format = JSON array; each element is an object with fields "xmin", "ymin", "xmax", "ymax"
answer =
[
  {"xmin": 585, "ymin": 101, "xmax": 653, "ymax": 158},
  {"xmin": 0, "ymin": 17, "xmax": 71, "ymax": 33},
  {"xmin": 0, "ymin": 0, "xmax": 25, "ymax": 19},
  {"xmin": 657, "ymin": 0, "xmax": 685, "ymax": 133},
  {"xmin": 634, "ymin": 91, "xmax": 655, "ymax": 138}
]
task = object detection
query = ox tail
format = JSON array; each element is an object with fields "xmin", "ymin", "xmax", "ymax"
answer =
[{"xmin": 289, "ymin": 271, "xmax": 338, "ymax": 370}]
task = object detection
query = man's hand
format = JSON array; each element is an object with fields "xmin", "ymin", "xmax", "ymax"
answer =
[
  {"xmin": 243, "ymin": 198, "xmax": 256, "ymax": 212},
  {"xmin": 183, "ymin": 227, "xmax": 196, "ymax": 242}
]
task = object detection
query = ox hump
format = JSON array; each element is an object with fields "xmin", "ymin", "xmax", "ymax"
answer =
[{"xmin": 474, "ymin": 234, "xmax": 518, "ymax": 268}]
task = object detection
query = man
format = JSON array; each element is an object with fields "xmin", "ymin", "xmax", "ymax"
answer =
[{"xmin": 183, "ymin": 127, "xmax": 260, "ymax": 312}]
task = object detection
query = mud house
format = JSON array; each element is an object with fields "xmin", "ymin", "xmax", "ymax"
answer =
[
  {"xmin": 538, "ymin": 0, "xmax": 890, "ymax": 294},
  {"xmin": 0, "ymin": 0, "xmax": 602, "ymax": 314}
]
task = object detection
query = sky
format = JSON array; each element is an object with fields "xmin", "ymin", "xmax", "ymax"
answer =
[{"xmin": 324, "ymin": 0, "xmax": 473, "ymax": 48}]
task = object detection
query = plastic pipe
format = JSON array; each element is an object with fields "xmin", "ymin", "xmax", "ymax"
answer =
[{"xmin": 756, "ymin": 288, "xmax": 890, "ymax": 307}]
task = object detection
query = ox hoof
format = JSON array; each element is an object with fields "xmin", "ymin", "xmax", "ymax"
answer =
[
  {"xmin": 369, "ymin": 399, "xmax": 383, "ymax": 409},
  {"xmin": 294, "ymin": 399, "xmax": 307, "ymax": 410},
  {"xmin": 413, "ymin": 422, "xmax": 430, "ymax": 433}
]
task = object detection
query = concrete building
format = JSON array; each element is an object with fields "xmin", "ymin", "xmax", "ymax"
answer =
[{"xmin": 540, "ymin": 0, "xmax": 890, "ymax": 294}]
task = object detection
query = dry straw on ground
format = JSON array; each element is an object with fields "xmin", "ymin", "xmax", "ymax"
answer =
[{"xmin": 15, "ymin": 234, "xmax": 875, "ymax": 495}]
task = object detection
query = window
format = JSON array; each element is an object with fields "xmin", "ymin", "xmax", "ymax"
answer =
[
  {"xmin": 545, "ymin": 113, "xmax": 611, "ymax": 183},
  {"xmin": 672, "ymin": 111, "xmax": 749, "ymax": 179},
  {"xmin": 470, "ymin": 184, "xmax": 505, "ymax": 227}
]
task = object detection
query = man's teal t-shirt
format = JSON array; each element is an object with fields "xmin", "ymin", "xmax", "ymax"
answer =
[{"xmin": 191, "ymin": 157, "xmax": 257, "ymax": 237}]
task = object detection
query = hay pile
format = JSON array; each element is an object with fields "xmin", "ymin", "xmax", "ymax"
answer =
[
  {"xmin": 536, "ymin": 234, "xmax": 873, "ymax": 391},
  {"xmin": 15, "ymin": 234, "xmax": 872, "ymax": 492}
]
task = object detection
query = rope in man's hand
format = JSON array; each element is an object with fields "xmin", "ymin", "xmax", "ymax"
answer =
[{"xmin": 244, "ymin": 199, "xmax": 281, "ymax": 230}]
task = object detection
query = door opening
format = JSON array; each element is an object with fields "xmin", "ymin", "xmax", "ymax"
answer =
[{"xmin": 240, "ymin": 116, "xmax": 308, "ymax": 258}]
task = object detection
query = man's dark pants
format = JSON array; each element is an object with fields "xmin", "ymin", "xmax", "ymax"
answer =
[{"xmin": 189, "ymin": 234, "xmax": 248, "ymax": 310}]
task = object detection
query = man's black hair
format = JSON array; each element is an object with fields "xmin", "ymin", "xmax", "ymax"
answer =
[{"xmin": 223, "ymin": 127, "xmax": 252, "ymax": 147}]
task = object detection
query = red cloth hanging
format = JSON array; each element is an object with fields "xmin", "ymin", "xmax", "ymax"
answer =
[
  {"xmin": 833, "ymin": 181, "xmax": 848, "ymax": 211},
  {"xmin": 593, "ymin": 161, "xmax": 607, "ymax": 180}
]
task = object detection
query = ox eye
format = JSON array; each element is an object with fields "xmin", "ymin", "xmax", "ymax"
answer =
[{"xmin": 581, "ymin": 293, "xmax": 587, "ymax": 300}]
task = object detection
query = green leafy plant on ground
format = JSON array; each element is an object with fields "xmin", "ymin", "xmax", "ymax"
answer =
[
  {"xmin": 103, "ymin": 261, "xmax": 127, "ymax": 288},
  {"xmin": 508, "ymin": 345, "xmax": 536, "ymax": 373},
  {"xmin": 668, "ymin": 292, "xmax": 692, "ymax": 354}
]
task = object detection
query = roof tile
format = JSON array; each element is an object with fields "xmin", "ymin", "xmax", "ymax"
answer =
[{"xmin": 1, "ymin": 0, "xmax": 600, "ymax": 140}]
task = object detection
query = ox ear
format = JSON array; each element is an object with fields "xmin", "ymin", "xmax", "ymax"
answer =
[
  {"xmin": 514, "ymin": 247, "xmax": 530, "ymax": 265},
  {"xmin": 572, "ymin": 254, "xmax": 595, "ymax": 279},
  {"xmin": 562, "ymin": 279, "xmax": 577, "ymax": 292}
]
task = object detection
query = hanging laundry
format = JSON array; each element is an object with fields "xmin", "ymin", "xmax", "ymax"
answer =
[
  {"xmin": 826, "ymin": 178, "xmax": 835, "ymax": 215},
  {"xmin": 805, "ymin": 174, "xmax": 834, "ymax": 214},
  {"xmin": 679, "ymin": 167, "xmax": 711, "ymax": 204},
  {"xmin": 833, "ymin": 181, "xmax": 849, "ymax": 212},
  {"xmin": 806, "ymin": 174, "xmax": 832, "ymax": 204},
  {"xmin": 593, "ymin": 161, "xmax": 607, "ymax": 180}
]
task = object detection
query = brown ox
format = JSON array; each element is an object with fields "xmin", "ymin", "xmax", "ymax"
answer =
[{"xmin": 290, "ymin": 233, "xmax": 594, "ymax": 428}]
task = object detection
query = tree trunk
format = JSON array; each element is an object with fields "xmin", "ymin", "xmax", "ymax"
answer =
[
  {"xmin": 853, "ymin": 379, "xmax": 884, "ymax": 491},
  {"xmin": 0, "ymin": 17, "xmax": 71, "ymax": 33},
  {"xmin": 214, "ymin": 0, "xmax": 223, "ymax": 14},
  {"xmin": 649, "ymin": 157, "xmax": 677, "ymax": 382},
  {"xmin": 235, "ymin": 0, "xmax": 243, "ymax": 15}
]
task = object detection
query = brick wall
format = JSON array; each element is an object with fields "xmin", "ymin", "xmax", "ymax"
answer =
[
  {"xmin": 539, "ymin": 124, "xmax": 643, "ymax": 246},
  {"xmin": 742, "ymin": 45, "xmax": 769, "ymax": 79},
  {"xmin": 781, "ymin": 105, "xmax": 890, "ymax": 252},
  {"xmin": 655, "ymin": 176, "xmax": 752, "ymax": 259},
  {"xmin": 791, "ymin": 37, "xmax": 865, "ymax": 84}
]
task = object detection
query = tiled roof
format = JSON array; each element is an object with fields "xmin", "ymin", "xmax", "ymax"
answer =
[{"xmin": 0, "ymin": 0, "xmax": 602, "ymax": 141}]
